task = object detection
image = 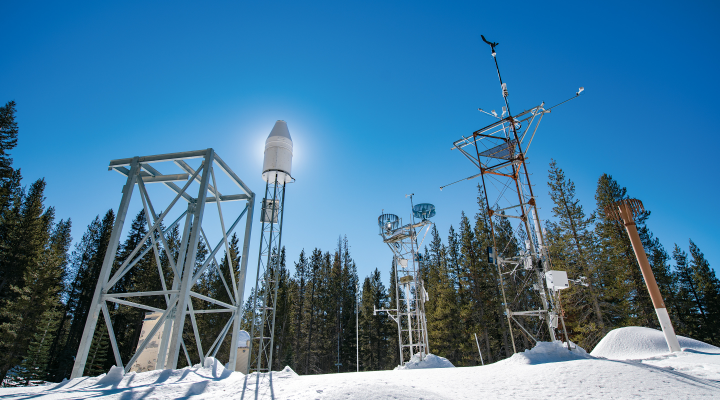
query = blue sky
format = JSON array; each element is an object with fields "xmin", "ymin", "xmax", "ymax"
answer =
[{"xmin": 1, "ymin": 1, "xmax": 719, "ymax": 296}]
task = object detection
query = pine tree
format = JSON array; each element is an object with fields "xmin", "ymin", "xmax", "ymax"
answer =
[
  {"xmin": 594, "ymin": 174, "xmax": 655, "ymax": 329},
  {"xmin": 341, "ymin": 236, "xmax": 359, "ymax": 372},
  {"xmin": 23, "ymin": 217, "xmax": 71, "ymax": 384},
  {"xmin": 458, "ymin": 211, "xmax": 487, "ymax": 366},
  {"xmin": 472, "ymin": 184, "xmax": 510, "ymax": 362},
  {"xmin": 0, "ymin": 181, "xmax": 69, "ymax": 383},
  {"xmin": 0, "ymin": 101, "xmax": 18, "ymax": 190},
  {"xmin": 648, "ymin": 239, "xmax": 684, "ymax": 334},
  {"xmin": 19, "ymin": 308, "xmax": 62, "ymax": 385},
  {"xmin": 291, "ymin": 249, "xmax": 308, "ymax": 372},
  {"xmin": 84, "ymin": 319, "xmax": 110, "ymax": 377},
  {"xmin": 303, "ymin": 248, "xmax": 322, "ymax": 374},
  {"xmin": 358, "ymin": 269, "xmax": 390, "ymax": 371},
  {"xmin": 54, "ymin": 210, "xmax": 114, "ymax": 380},
  {"xmin": 545, "ymin": 160, "xmax": 605, "ymax": 348},
  {"xmin": 240, "ymin": 287, "xmax": 257, "ymax": 332},
  {"xmin": 386, "ymin": 259, "xmax": 400, "ymax": 368},
  {"xmin": 672, "ymin": 245, "xmax": 702, "ymax": 340},
  {"xmin": 0, "ymin": 169, "xmax": 23, "ymax": 296},
  {"xmin": 0, "ymin": 179, "xmax": 51, "ymax": 298},
  {"xmin": 317, "ymin": 251, "xmax": 334, "ymax": 372},
  {"xmin": 687, "ymin": 240, "xmax": 719, "ymax": 345},
  {"xmin": 425, "ymin": 224, "xmax": 463, "ymax": 364},
  {"xmin": 272, "ymin": 247, "xmax": 293, "ymax": 371}
]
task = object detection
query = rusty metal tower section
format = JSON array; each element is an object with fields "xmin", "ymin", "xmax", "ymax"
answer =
[
  {"xmin": 445, "ymin": 36, "xmax": 582, "ymax": 352},
  {"xmin": 375, "ymin": 198, "xmax": 434, "ymax": 366}
]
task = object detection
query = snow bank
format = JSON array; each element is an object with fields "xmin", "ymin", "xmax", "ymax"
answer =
[
  {"xmin": 499, "ymin": 341, "xmax": 590, "ymax": 365},
  {"xmin": 395, "ymin": 353, "xmax": 455, "ymax": 370},
  {"xmin": 2, "ymin": 347, "xmax": 720, "ymax": 399},
  {"xmin": 95, "ymin": 365, "xmax": 124, "ymax": 386},
  {"xmin": 275, "ymin": 366, "xmax": 299, "ymax": 378},
  {"xmin": 591, "ymin": 326, "xmax": 720, "ymax": 360},
  {"xmin": 201, "ymin": 356, "xmax": 231, "ymax": 379}
]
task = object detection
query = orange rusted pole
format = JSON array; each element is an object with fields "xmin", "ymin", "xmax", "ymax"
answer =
[{"xmin": 612, "ymin": 199, "xmax": 681, "ymax": 353}]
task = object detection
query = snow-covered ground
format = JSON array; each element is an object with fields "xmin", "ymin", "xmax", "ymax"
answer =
[{"xmin": 2, "ymin": 327, "xmax": 719, "ymax": 399}]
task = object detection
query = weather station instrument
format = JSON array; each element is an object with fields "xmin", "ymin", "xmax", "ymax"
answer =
[
  {"xmin": 441, "ymin": 35, "xmax": 584, "ymax": 353},
  {"xmin": 244, "ymin": 120, "xmax": 294, "ymax": 399},
  {"xmin": 375, "ymin": 196, "xmax": 435, "ymax": 366}
]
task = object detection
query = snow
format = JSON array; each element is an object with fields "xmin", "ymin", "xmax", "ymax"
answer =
[
  {"xmin": 591, "ymin": 326, "xmax": 720, "ymax": 359},
  {"xmin": 200, "ymin": 357, "xmax": 231, "ymax": 379},
  {"xmin": 590, "ymin": 326, "xmax": 720, "ymax": 382},
  {"xmin": 2, "ymin": 327, "xmax": 719, "ymax": 399},
  {"xmin": 394, "ymin": 353, "xmax": 454, "ymax": 370},
  {"xmin": 498, "ymin": 340, "xmax": 590, "ymax": 365},
  {"xmin": 95, "ymin": 366, "xmax": 124, "ymax": 386}
]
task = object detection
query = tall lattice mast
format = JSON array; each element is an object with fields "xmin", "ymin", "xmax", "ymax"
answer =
[
  {"xmin": 444, "ymin": 36, "xmax": 583, "ymax": 352},
  {"xmin": 247, "ymin": 120, "xmax": 294, "ymax": 377},
  {"xmin": 375, "ymin": 197, "xmax": 435, "ymax": 365}
]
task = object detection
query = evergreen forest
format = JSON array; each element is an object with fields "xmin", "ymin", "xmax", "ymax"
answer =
[{"xmin": 1, "ymin": 100, "xmax": 719, "ymax": 385}]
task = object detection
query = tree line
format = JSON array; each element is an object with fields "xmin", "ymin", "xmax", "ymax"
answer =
[{"xmin": 1, "ymin": 99, "xmax": 718, "ymax": 385}]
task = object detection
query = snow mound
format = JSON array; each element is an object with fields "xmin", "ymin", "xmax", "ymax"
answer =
[
  {"xmin": 499, "ymin": 341, "xmax": 590, "ymax": 365},
  {"xmin": 591, "ymin": 326, "xmax": 720, "ymax": 360},
  {"xmin": 275, "ymin": 366, "xmax": 299, "ymax": 378},
  {"xmin": 395, "ymin": 353, "xmax": 455, "ymax": 370},
  {"xmin": 95, "ymin": 365, "xmax": 124, "ymax": 386},
  {"xmin": 201, "ymin": 356, "xmax": 231, "ymax": 379}
]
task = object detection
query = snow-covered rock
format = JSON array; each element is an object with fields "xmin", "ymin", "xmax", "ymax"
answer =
[
  {"xmin": 395, "ymin": 353, "xmax": 455, "ymax": 370},
  {"xmin": 498, "ymin": 340, "xmax": 590, "ymax": 365},
  {"xmin": 591, "ymin": 326, "xmax": 720, "ymax": 359}
]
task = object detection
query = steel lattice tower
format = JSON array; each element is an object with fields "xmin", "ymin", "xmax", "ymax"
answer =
[
  {"xmin": 70, "ymin": 149, "xmax": 255, "ymax": 378},
  {"xmin": 444, "ymin": 37, "xmax": 583, "ymax": 352},
  {"xmin": 375, "ymin": 198, "xmax": 435, "ymax": 365},
  {"xmin": 246, "ymin": 120, "xmax": 293, "ymax": 397},
  {"xmin": 247, "ymin": 178, "xmax": 286, "ymax": 376}
]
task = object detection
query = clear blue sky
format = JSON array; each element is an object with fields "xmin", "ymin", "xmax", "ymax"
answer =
[{"xmin": 2, "ymin": 1, "xmax": 718, "ymax": 297}]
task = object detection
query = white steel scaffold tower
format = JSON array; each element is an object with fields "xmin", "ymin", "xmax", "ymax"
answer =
[
  {"xmin": 375, "ymin": 197, "xmax": 435, "ymax": 366},
  {"xmin": 442, "ymin": 36, "xmax": 583, "ymax": 353},
  {"xmin": 71, "ymin": 149, "xmax": 255, "ymax": 378},
  {"xmin": 245, "ymin": 120, "xmax": 293, "ymax": 396}
]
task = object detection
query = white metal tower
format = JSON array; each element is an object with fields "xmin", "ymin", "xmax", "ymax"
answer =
[
  {"xmin": 71, "ymin": 149, "xmax": 255, "ymax": 378},
  {"xmin": 375, "ymin": 198, "xmax": 435, "ymax": 366},
  {"xmin": 247, "ymin": 120, "xmax": 294, "ymax": 378}
]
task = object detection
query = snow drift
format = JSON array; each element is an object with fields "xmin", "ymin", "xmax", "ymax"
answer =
[
  {"xmin": 498, "ymin": 340, "xmax": 590, "ymax": 365},
  {"xmin": 95, "ymin": 366, "xmax": 124, "ymax": 386},
  {"xmin": 394, "ymin": 353, "xmax": 454, "ymax": 370},
  {"xmin": 2, "ymin": 327, "xmax": 719, "ymax": 399},
  {"xmin": 591, "ymin": 326, "xmax": 720, "ymax": 360}
]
